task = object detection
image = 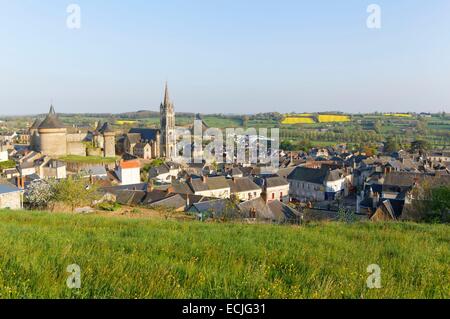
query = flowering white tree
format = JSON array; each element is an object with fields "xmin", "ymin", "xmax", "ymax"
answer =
[{"xmin": 25, "ymin": 179, "xmax": 56, "ymax": 209}]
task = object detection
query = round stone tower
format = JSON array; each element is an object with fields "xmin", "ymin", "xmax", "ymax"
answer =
[
  {"xmin": 29, "ymin": 118, "xmax": 42, "ymax": 151},
  {"xmin": 38, "ymin": 105, "xmax": 67, "ymax": 157},
  {"xmin": 100, "ymin": 122, "xmax": 116, "ymax": 158}
]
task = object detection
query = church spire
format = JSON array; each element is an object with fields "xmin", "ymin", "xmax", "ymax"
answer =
[
  {"xmin": 49, "ymin": 104, "xmax": 56, "ymax": 115},
  {"xmin": 163, "ymin": 82, "xmax": 171, "ymax": 108}
]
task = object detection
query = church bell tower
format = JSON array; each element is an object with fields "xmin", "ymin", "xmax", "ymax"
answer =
[{"xmin": 160, "ymin": 82, "xmax": 175, "ymax": 159}]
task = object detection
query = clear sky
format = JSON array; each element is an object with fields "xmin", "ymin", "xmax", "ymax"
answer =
[{"xmin": 1, "ymin": 0, "xmax": 449, "ymax": 115}]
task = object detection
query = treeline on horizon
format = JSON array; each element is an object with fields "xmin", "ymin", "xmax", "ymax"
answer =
[{"xmin": 2, "ymin": 111, "xmax": 447, "ymax": 121}]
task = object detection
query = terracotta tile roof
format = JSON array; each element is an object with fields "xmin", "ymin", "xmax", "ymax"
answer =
[{"xmin": 119, "ymin": 160, "xmax": 141, "ymax": 169}]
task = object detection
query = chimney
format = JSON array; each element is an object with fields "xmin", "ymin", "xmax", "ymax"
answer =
[{"xmin": 186, "ymin": 194, "xmax": 190, "ymax": 209}]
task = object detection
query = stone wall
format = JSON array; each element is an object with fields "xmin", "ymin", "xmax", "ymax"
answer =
[
  {"xmin": 39, "ymin": 129, "xmax": 67, "ymax": 157},
  {"xmin": 0, "ymin": 192, "xmax": 22, "ymax": 210},
  {"xmin": 67, "ymin": 142, "xmax": 87, "ymax": 156}
]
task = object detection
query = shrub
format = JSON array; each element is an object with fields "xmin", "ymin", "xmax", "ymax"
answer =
[{"xmin": 98, "ymin": 202, "xmax": 121, "ymax": 212}]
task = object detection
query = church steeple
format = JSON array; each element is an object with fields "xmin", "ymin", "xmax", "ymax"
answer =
[
  {"xmin": 160, "ymin": 82, "xmax": 176, "ymax": 159},
  {"xmin": 163, "ymin": 82, "xmax": 171, "ymax": 108}
]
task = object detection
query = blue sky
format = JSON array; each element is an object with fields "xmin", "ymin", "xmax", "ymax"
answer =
[{"xmin": 1, "ymin": 0, "xmax": 449, "ymax": 115}]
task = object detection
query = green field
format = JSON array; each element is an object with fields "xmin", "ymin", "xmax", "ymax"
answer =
[
  {"xmin": 58, "ymin": 155, "xmax": 118, "ymax": 164},
  {"xmin": 0, "ymin": 210, "xmax": 448, "ymax": 299}
]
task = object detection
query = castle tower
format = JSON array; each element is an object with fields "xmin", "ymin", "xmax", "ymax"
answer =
[
  {"xmin": 100, "ymin": 122, "xmax": 116, "ymax": 158},
  {"xmin": 160, "ymin": 83, "xmax": 175, "ymax": 159},
  {"xmin": 29, "ymin": 118, "xmax": 42, "ymax": 151},
  {"xmin": 38, "ymin": 105, "xmax": 67, "ymax": 157}
]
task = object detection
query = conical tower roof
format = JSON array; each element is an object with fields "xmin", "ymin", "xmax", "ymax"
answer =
[
  {"xmin": 100, "ymin": 122, "xmax": 114, "ymax": 134},
  {"xmin": 38, "ymin": 105, "xmax": 65, "ymax": 129},
  {"xmin": 95, "ymin": 121, "xmax": 104, "ymax": 132},
  {"xmin": 30, "ymin": 118, "xmax": 42, "ymax": 130}
]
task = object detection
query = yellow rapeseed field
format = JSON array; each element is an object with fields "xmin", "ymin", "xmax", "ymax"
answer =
[
  {"xmin": 317, "ymin": 115, "xmax": 351, "ymax": 123},
  {"xmin": 282, "ymin": 117, "xmax": 316, "ymax": 124},
  {"xmin": 383, "ymin": 113, "xmax": 413, "ymax": 118},
  {"xmin": 116, "ymin": 120, "xmax": 138, "ymax": 125}
]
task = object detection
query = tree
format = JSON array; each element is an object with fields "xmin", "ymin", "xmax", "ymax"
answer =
[
  {"xmin": 280, "ymin": 140, "xmax": 294, "ymax": 151},
  {"xmin": 373, "ymin": 120, "xmax": 382, "ymax": 134},
  {"xmin": 384, "ymin": 137, "xmax": 399, "ymax": 153},
  {"xmin": 410, "ymin": 139, "xmax": 430, "ymax": 155},
  {"xmin": 25, "ymin": 179, "xmax": 57, "ymax": 209},
  {"xmin": 406, "ymin": 180, "xmax": 450, "ymax": 223},
  {"xmin": 416, "ymin": 118, "xmax": 428, "ymax": 135},
  {"xmin": 53, "ymin": 177, "xmax": 99, "ymax": 212}
]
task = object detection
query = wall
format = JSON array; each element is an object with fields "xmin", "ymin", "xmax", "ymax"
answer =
[
  {"xmin": 39, "ymin": 129, "xmax": 67, "ymax": 156},
  {"xmin": 103, "ymin": 134, "xmax": 116, "ymax": 158},
  {"xmin": 194, "ymin": 188, "xmax": 231, "ymax": 199},
  {"xmin": 0, "ymin": 192, "xmax": 22, "ymax": 210},
  {"xmin": 116, "ymin": 167, "xmax": 141, "ymax": 185},
  {"xmin": 235, "ymin": 189, "xmax": 262, "ymax": 202},
  {"xmin": 67, "ymin": 142, "xmax": 87, "ymax": 156},
  {"xmin": 289, "ymin": 180, "xmax": 324, "ymax": 201},
  {"xmin": 0, "ymin": 150, "xmax": 8, "ymax": 162},
  {"xmin": 267, "ymin": 184, "xmax": 290, "ymax": 202}
]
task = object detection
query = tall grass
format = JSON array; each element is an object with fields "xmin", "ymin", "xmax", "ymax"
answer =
[{"xmin": 0, "ymin": 210, "xmax": 448, "ymax": 299}]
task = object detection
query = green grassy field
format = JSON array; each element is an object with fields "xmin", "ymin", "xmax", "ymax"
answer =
[
  {"xmin": 58, "ymin": 155, "xmax": 118, "ymax": 164},
  {"xmin": 0, "ymin": 210, "xmax": 448, "ymax": 299}
]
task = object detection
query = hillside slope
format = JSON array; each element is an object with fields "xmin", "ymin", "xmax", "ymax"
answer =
[{"xmin": 0, "ymin": 210, "xmax": 448, "ymax": 299}]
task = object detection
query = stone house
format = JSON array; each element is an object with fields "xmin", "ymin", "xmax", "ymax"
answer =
[
  {"xmin": 133, "ymin": 142, "xmax": 152, "ymax": 160},
  {"xmin": 227, "ymin": 177, "xmax": 262, "ymax": 202},
  {"xmin": 115, "ymin": 160, "xmax": 141, "ymax": 186},
  {"xmin": 0, "ymin": 183, "xmax": 23, "ymax": 210},
  {"xmin": 288, "ymin": 167, "xmax": 348, "ymax": 201},
  {"xmin": 188, "ymin": 176, "xmax": 231, "ymax": 199},
  {"xmin": 255, "ymin": 176, "xmax": 290, "ymax": 203}
]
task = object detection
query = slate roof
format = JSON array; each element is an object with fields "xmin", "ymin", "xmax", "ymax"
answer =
[
  {"xmin": 142, "ymin": 190, "xmax": 171, "ymax": 205},
  {"xmin": 38, "ymin": 106, "xmax": 65, "ymax": 129},
  {"xmin": 238, "ymin": 198, "xmax": 301, "ymax": 223},
  {"xmin": 149, "ymin": 194, "xmax": 186, "ymax": 210},
  {"xmin": 227, "ymin": 177, "xmax": 261, "ymax": 193},
  {"xmin": 129, "ymin": 128, "xmax": 160, "ymax": 142},
  {"xmin": 0, "ymin": 184, "xmax": 21, "ymax": 194},
  {"xmin": 287, "ymin": 167, "xmax": 344, "ymax": 184},
  {"xmin": 255, "ymin": 176, "xmax": 289, "ymax": 189},
  {"xmin": 100, "ymin": 183, "xmax": 148, "ymax": 195},
  {"xmin": 170, "ymin": 181, "xmax": 194, "ymax": 195},
  {"xmin": 126, "ymin": 133, "xmax": 142, "ymax": 145},
  {"xmin": 115, "ymin": 190, "xmax": 146, "ymax": 206},
  {"xmin": 80, "ymin": 166, "xmax": 107, "ymax": 177},
  {"xmin": 190, "ymin": 199, "xmax": 239, "ymax": 216},
  {"xmin": 189, "ymin": 176, "xmax": 230, "ymax": 193},
  {"xmin": 99, "ymin": 122, "xmax": 114, "ymax": 133},
  {"xmin": 30, "ymin": 119, "xmax": 42, "ymax": 130}
]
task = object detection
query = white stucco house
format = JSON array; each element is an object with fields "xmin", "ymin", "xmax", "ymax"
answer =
[{"xmin": 115, "ymin": 160, "xmax": 141, "ymax": 186}]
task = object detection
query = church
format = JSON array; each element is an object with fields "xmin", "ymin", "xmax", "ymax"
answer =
[
  {"xmin": 116, "ymin": 83, "xmax": 176, "ymax": 160},
  {"xmin": 30, "ymin": 83, "xmax": 177, "ymax": 160}
]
